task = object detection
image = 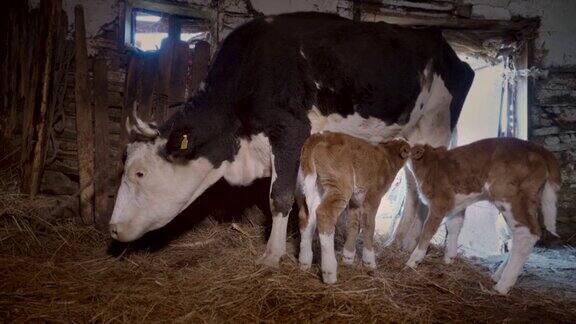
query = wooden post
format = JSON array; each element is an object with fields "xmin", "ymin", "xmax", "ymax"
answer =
[
  {"xmin": 189, "ymin": 40, "xmax": 210, "ymax": 95},
  {"xmin": 93, "ymin": 58, "xmax": 110, "ymax": 228},
  {"xmin": 74, "ymin": 5, "xmax": 95, "ymax": 224},
  {"xmin": 29, "ymin": 0, "xmax": 61, "ymax": 196},
  {"xmin": 20, "ymin": 9, "xmax": 42, "ymax": 192},
  {"xmin": 156, "ymin": 38, "xmax": 175, "ymax": 123},
  {"xmin": 121, "ymin": 55, "xmax": 140, "ymax": 147}
]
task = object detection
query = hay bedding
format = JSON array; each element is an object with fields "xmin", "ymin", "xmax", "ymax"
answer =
[{"xmin": 1, "ymin": 172, "xmax": 575, "ymax": 322}]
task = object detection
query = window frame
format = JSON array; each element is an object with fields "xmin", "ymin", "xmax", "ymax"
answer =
[{"xmin": 123, "ymin": 0, "xmax": 213, "ymax": 51}]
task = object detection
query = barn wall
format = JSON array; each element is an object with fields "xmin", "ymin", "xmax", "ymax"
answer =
[{"xmin": 29, "ymin": 0, "xmax": 576, "ymax": 241}]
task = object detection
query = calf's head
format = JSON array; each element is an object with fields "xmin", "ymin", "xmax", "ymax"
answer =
[
  {"xmin": 109, "ymin": 108, "xmax": 234, "ymax": 242},
  {"xmin": 380, "ymin": 138, "xmax": 411, "ymax": 163}
]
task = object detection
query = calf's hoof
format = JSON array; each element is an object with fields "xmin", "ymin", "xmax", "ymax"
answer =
[
  {"xmin": 342, "ymin": 249, "xmax": 355, "ymax": 266},
  {"xmin": 406, "ymin": 259, "xmax": 419, "ymax": 269},
  {"xmin": 322, "ymin": 272, "xmax": 337, "ymax": 284},
  {"xmin": 493, "ymin": 282, "xmax": 511, "ymax": 295},
  {"xmin": 256, "ymin": 252, "xmax": 282, "ymax": 268}
]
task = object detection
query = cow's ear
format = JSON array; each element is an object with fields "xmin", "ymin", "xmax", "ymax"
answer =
[
  {"xmin": 411, "ymin": 146, "xmax": 425, "ymax": 160},
  {"xmin": 125, "ymin": 102, "xmax": 159, "ymax": 141}
]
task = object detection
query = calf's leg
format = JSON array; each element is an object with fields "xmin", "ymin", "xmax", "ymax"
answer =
[
  {"xmin": 494, "ymin": 199, "xmax": 539, "ymax": 295},
  {"xmin": 361, "ymin": 194, "xmax": 381, "ymax": 269},
  {"xmin": 444, "ymin": 210, "xmax": 465, "ymax": 264},
  {"xmin": 343, "ymin": 206, "xmax": 362, "ymax": 265},
  {"xmin": 298, "ymin": 173, "xmax": 321, "ymax": 270},
  {"xmin": 406, "ymin": 208, "xmax": 446, "ymax": 268},
  {"xmin": 316, "ymin": 187, "xmax": 352, "ymax": 284}
]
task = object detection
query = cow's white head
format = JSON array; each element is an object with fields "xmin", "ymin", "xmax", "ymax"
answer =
[{"xmin": 108, "ymin": 107, "xmax": 227, "ymax": 242}]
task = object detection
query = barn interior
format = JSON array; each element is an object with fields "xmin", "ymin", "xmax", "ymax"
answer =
[{"xmin": 1, "ymin": 0, "xmax": 575, "ymax": 322}]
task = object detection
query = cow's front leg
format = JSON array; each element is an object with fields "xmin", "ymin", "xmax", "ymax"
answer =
[
  {"xmin": 257, "ymin": 131, "xmax": 307, "ymax": 267},
  {"xmin": 392, "ymin": 168, "xmax": 425, "ymax": 251}
]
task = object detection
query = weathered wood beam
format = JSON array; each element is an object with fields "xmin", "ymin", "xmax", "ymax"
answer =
[
  {"xmin": 93, "ymin": 58, "xmax": 111, "ymax": 228},
  {"xmin": 74, "ymin": 4, "xmax": 95, "ymax": 224},
  {"xmin": 29, "ymin": 0, "xmax": 62, "ymax": 196},
  {"xmin": 20, "ymin": 8, "xmax": 42, "ymax": 193}
]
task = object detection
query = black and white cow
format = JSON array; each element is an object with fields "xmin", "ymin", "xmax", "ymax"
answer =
[{"xmin": 109, "ymin": 12, "xmax": 474, "ymax": 267}]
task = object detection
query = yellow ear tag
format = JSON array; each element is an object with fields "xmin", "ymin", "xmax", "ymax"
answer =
[{"xmin": 180, "ymin": 135, "xmax": 189, "ymax": 150}]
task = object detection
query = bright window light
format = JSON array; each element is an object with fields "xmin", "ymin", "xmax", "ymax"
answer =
[{"xmin": 136, "ymin": 14, "xmax": 161, "ymax": 23}]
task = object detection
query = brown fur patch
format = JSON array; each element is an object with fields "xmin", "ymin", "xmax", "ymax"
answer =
[
  {"xmin": 298, "ymin": 132, "xmax": 410, "ymax": 253},
  {"xmin": 409, "ymin": 137, "xmax": 561, "ymax": 238}
]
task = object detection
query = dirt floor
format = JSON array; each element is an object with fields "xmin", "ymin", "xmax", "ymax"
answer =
[{"xmin": 1, "ymin": 169, "xmax": 576, "ymax": 323}]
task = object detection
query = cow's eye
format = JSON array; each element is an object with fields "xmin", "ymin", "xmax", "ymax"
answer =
[{"xmin": 136, "ymin": 171, "xmax": 145, "ymax": 178}]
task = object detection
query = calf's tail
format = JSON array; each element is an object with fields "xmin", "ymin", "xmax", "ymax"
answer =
[{"xmin": 541, "ymin": 151, "xmax": 561, "ymax": 237}]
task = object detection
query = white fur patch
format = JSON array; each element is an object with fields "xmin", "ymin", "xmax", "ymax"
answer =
[
  {"xmin": 319, "ymin": 233, "xmax": 337, "ymax": 284},
  {"xmin": 110, "ymin": 139, "xmax": 226, "ymax": 242},
  {"xmin": 493, "ymin": 226, "xmax": 537, "ymax": 295},
  {"xmin": 342, "ymin": 248, "xmax": 355, "ymax": 265},
  {"xmin": 541, "ymin": 181, "xmax": 559, "ymax": 236},
  {"xmin": 406, "ymin": 247, "xmax": 426, "ymax": 268},
  {"xmin": 223, "ymin": 133, "xmax": 272, "ymax": 186},
  {"xmin": 403, "ymin": 74, "xmax": 453, "ymax": 147},
  {"xmin": 307, "ymin": 107, "xmax": 403, "ymax": 142},
  {"xmin": 362, "ymin": 247, "xmax": 376, "ymax": 269},
  {"xmin": 258, "ymin": 213, "xmax": 289, "ymax": 267},
  {"xmin": 298, "ymin": 168, "xmax": 321, "ymax": 267}
]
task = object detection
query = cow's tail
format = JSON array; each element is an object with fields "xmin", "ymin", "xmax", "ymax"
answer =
[{"xmin": 541, "ymin": 150, "xmax": 561, "ymax": 237}]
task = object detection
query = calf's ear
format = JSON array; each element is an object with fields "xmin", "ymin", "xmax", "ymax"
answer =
[
  {"xmin": 411, "ymin": 147, "xmax": 425, "ymax": 160},
  {"xmin": 400, "ymin": 144, "xmax": 411, "ymax": 159}
]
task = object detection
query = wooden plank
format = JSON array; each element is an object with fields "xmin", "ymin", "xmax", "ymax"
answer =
[
  {"xmin": 188, "ymin": 40, "xmax": 210, "ymax": 96},
  {"xmin": 120, "ymin": 55, "xmax": 140, "ymax": 146},
  {"xmin": 138, "ymin": 54, "xmax": 157, "ymax": 121},
  {"xmin": 29, "ymin": 0, "xmax": 62, "ymax": 196},
  {"xmin": 74, "ymin": 4, "xmax": 95, "ymax": 224},
  {"xmin": 156, "ymin": 38, "xmax": 175, "ymax": 123},
  {"xmin": 170, "ymin": 40, "xmax": 188, "ymax": 105},
  {"xmin": 93, "ymin": 58, "xmax": 111, "ymax": 228},
  {"xmin": 20, "ymin": 8, "xmax": 42, "ymax": 193}
]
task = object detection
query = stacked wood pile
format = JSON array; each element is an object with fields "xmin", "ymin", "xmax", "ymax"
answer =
[{"xmin": 0, "ymin": 0, "xmax": 68, "ymax": 195}]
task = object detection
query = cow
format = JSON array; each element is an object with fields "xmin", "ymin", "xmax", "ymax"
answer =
[
  {"xmin": 109, "ymin": 12, "xmax": 474, "ymax": 267},
  {"xmin": 406, "ymin": 138, "xmax": 561, "ymax": 294},
  {"xmin": 297, "ymin": 132, "xmax": 410, "ymax": 283}
]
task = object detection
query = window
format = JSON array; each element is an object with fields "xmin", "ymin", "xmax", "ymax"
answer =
[
  {"xmin": 132, "ymin": 10, "xmax": 169, "ymax": 51},
  {"xmin": 125, "ymin": 0, "xmax": 212, "ymax": 52}
]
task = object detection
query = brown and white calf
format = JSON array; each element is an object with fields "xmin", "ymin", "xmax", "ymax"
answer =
[
  {"xmin": 296, "ymin": 132, "xmax": 410, "ymax": 283},
  {"xmin": 406, "ymin": 138, "xmax": 561, "ymax": 295}
]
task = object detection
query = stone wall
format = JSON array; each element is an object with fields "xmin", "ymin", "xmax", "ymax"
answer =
[{"xmin": 531, "ymin": 68, "xmax": 576, "ymax": 242}]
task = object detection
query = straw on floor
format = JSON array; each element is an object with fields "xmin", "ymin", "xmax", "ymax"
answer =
[{"xmin": 1, "ymin": 168, "xmax": 575, "ymax": 322}]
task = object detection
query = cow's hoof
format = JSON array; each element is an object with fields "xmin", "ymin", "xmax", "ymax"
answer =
[
  {"xmin": 406, "ymin": 260, "xmax": 419, "ymax": 269},
  {"xmin": 493, "ymin": 283, "xmax": 510, "ymax": 295},
  {"xmin": 342, "ymin": 249, "xmax": 355, "ymax": 265},
  {"xmin": 256, "ymin": 253, "xmax": 281, "ymax": 268},
  {"xmin": 299, "ymin": 262, "xmax": 312, "ymax": 271},
  {"xmin": 363, "ymin": 260, "xmax": 377, "ymax": 270},
  {"xmin": 322, "ymin": 272, "xmax": 337, "ymax": 284},
  {"xmin": 491, "ymin": 272, "xmax": 502, "ymax": 283},
  {"xmin": 443, "ymin": 256, "xmax": 454, "ymax": 265}
]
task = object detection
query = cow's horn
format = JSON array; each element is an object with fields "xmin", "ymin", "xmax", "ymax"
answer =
[{"xmin": 126, "ymin": 101, "xmax": 159, "ymax": 139}]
